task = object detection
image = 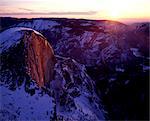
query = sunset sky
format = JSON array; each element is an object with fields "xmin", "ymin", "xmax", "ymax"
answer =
[{"xmin": 0, "ymin": 0, "xmax": 150, "ymax": 22}]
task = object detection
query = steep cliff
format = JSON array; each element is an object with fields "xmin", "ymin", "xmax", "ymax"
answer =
[
  {"xmin": 0, "ymin": 27, "xmax": 56, "ymax": 87},
  {"xmin": 50, "ymin": 56, "xmax": 105, "ymax": 120}
]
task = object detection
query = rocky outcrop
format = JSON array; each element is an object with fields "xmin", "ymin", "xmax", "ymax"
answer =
[
  {"xmin": 50, "ymin": 56, "xmax": 105, "ymax": 121},
  {"xmin": 0, "ymin": 27, "xmax": 56, "ymax": 87},
  {"xmin": 24, "ymin": 31, "xmax": 56, "ymax": 87}
]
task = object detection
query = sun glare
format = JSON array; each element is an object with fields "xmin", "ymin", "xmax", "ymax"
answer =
[
  {"xmin": 99, "ymin": 0, "xmax": 150, "ymax": 20},
  {"xmin": 109, "ymin": 10, "xmax": 120, "ymax": 19}
]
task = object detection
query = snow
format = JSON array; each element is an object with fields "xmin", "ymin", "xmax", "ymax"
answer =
[
  {"xmin": 124, "ymin": 80, "xmax": 130, "ymax": 85},
  {"xmin": 0, "ymin": 83, "xmax": 54, "ymax": 120},
  {"xmin": 80, "ymin": 31, "xmax": 93, "ymax": 47},
  {"xmin": 95, "ymin": 33, "xmax": 105, "ymax": 41},
  {"xmin": 108, "ymin": 78, "xmax": 116, "ymax": 83},
  {"xmin": 81, "ymin": 23, "xmax": 92, "ymax": 26},
  {"xmin": 16, "ymin": 20, "xmax": 60, "ymax": 31},
  {"xmin": 74, "ymin": 95, "xmax": 105, "ymax": 120},
  {"xmin": 142, "ymin": 65, "xmax": 150, "ymax": 71},
  {"xmin": 75, "ymin": 96, "xmax": 94, "ymax": 115},
  {"xmin": 0, "ymin": 28, "xmax": 22, "ymax": 53},
  {"xmin": 0, "ymin": 27, "xmax": 44, "ymax": 53},
  {"xmin": 130, "ymin": 48, "xmax": 142, "ymax": 57},
  {"xmin": 64, "ymin": 27, "xmax": 72, "ymax": 31},
  {"xmin": 116, "ymin": 67, "xmax": 125, "ymax": 72},
  {"xmin": 58, "ymin": 94, "xmax": 105, "ymax": 121}
]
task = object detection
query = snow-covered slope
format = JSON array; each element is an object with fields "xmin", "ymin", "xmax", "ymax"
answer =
[
  {"xmin": 0, "ymin": 82, "xmax": 54, "ymax": 120},
  {"xmin": 16, "ymin": 19, "xmax": 60, "ymax": 30},
  {"xmin": 0, "ymin": 27, "xmax": 44, "ymax": 53}
]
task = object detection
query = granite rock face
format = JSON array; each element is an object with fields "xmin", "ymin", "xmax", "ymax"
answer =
[
  {"xmin": 0, "ymin": 27, "xmax": 56, "ymax": 87},
  {"xmin": 24, "ymin": 30, "xmax": 56, "ymax": 87}
]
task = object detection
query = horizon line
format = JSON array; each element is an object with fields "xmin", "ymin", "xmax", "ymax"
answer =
[{"xmin": 0, "ymin": 16, "xmax": 149, "ymax": 24}]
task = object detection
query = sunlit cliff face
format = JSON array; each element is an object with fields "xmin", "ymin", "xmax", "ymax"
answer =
[{"xmin": 24, "ymin": 31, "xmax": 56, "ymax": 87}]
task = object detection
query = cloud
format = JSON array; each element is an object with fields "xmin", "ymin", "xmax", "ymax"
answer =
[
  {"xmin": 48, "ymin": 11, "xmax": 97, "ymax": 15},
  {"xmin": 18, "ymin": 8, "xmax": 33, "ymax": 12},
  {"xmin": 0, "ymin": 11, "xmax": 97, "ymax": 16}
]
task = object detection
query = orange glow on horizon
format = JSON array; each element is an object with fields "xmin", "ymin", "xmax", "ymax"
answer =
[{"xmin": 0, "ymin": 0, "xmax": 149, "ymax": 22}]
